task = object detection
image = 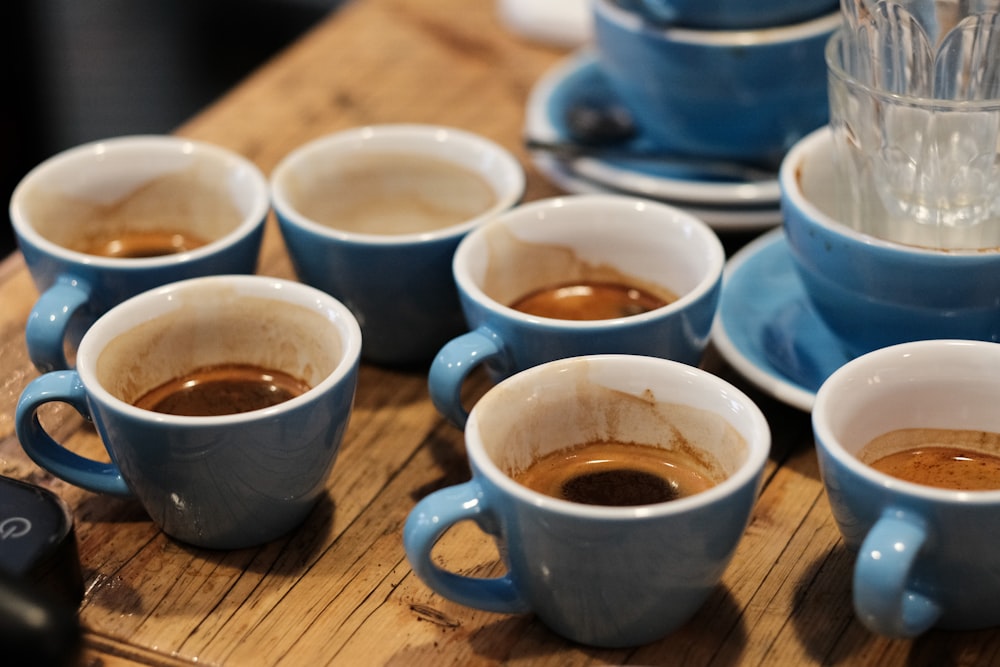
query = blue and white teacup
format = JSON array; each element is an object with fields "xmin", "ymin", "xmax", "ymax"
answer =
[
  {"xmin": 592, "ymin": 0, "xmax": 838, "ymax": 164},
  {"xmin": 813, "ymin": 339, "xmax": 1000, "ymax": 637},
  {"xmin": 781, "ymin": 126, "xmax": 1000, "ymax": 358},
  {"xmin": 11, "ymin": 135, "xmax": 269, "ymax": 373},
  {"xmin": 428, "ymin": 194, "xmax": 724, "ymax": 428},
  {"xmin": 407, "ymin": 353, "xmax": 770, "ymax": 647},
  {"xmin": 15, "ymin": 275, "xmax": 361, "ymax": 550},
  {"xmin": 270, "ymin": 124, "xmax": 525, "ymax": 366}
]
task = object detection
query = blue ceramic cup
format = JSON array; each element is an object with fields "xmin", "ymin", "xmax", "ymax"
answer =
[
  {"xmin": 781, "ymin": 126, "xmax": 1000, "ymax": 358},
  {"xmin": 429, "ymin": 194, "xmax": 724, "ymax": 428},
  {"xmin": 592, "ymin": 0, "xmax": 838, "ymax": 163},
  {"xmin": 10, "ymin": 135, "xmax": 269, "ymax": 373},
  {"xmin": 270, "ymin": 124, "xmax": 525, "ymax": 366},
  {"xmin": 15, "ymin": 275, "xmax": 362, "ymax": 549},
  {"xmin": 406, "ymin": 354, "xmax": 770, "ymax": 647},
  {"xmin": 633, "ymin": 0, "xmax": 838, "ymax": 30},
  {"xmin": 813, "ymin": 339, "xmax": 1000, "ymax": 637}
]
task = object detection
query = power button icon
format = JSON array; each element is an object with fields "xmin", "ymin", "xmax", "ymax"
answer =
[{"xmin": 0, "ymin": 516, "xmax": 32, "ymax": 539}]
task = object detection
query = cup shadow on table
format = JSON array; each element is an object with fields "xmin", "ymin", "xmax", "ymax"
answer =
[
  {"xmin": 790, "ymin": 543, "xmax": 872, "ymax": 664},
  {"xmin": 353, "ymin": 357, "xmax": 476, "ymax": 416},
  {"xmin": 380, "ymin": 588, "xmax": 746, "ymax": 665},
  {"xmin": 632, "ymin": 585, "xmax": 748, "ymax": 665},
  {"xmin": 440, "ymin": 584, "xmax": 747, "ymax": 664},
  {"xmin": 791, "ymin": 544, "xmax": 1000, "ymax": 666},
  {"xmin": 77, "ymin": 489, "xmax": 336, "ymax": 568},
  {"xmin": 176, "ymin": 492, "xmax": 338, "ymax": 575},
  {"xmin": 408, "ymin": 427, "xmax": 473, "ymax": 503},
  {"xmin": 79, "ymin": 492, "xmax": 335, "ymax": 622}
]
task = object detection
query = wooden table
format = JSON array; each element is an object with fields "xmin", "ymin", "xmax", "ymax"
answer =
[{"xmin": 2, "ymin": 0, "xmax": 998, "ymax": 664}]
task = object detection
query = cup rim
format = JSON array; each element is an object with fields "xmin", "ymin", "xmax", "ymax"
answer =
[
  {"xmin": 812, "ymin": 339, "xmax": 1000, "ymax": 503},
  {"xmin": 8, "ymin": 135, "xmax": 270, "ymax": 268},
  {"xmin": 781, "ymin": 126, "xmax": 994, "ymax": 258},
  {"xmin": 825, "ymin": 28, "xmax": 1000, "ymax": 112},
  {"xmin": 464, "ymin": 354, "xmax": 771, "ymax": 519},
  {"xmin": 595, "ymin": 0, "xmax": 841, "ymax": 45},
  {"xmin": 452, "ymin": 193, "xmax": 725, "ymax": 329},
  {"xmin": 74, "ymin": 274, "xmax": 362, "ymax": 425},
  {"xmin": 269, "ymin": 123, "xmax": 526, "ymax": 246}
]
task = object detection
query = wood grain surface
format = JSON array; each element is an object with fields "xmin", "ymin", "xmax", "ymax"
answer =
[{"xmin": 2, "ymin": 0, "xmax": 998, "ymax": 664}]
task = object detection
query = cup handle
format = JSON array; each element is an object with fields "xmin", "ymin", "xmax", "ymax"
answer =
[
  {"xmin": 403, "ymin": 480, "xmax": 529, "ymax": 614},
  {"xmin": 26, "ymin": 274, "xmax": 93, "ymax": 372},
  {"xmin": 853, "ymin": 509, "xmax": 941, "ymax": 637},
  {"xmin": 15, "ymin": 371, "xmax": 131, "ymax": 496},
  {"xmin": 428, "ymin": 326, "xmax": 504, "ymax": 429}
]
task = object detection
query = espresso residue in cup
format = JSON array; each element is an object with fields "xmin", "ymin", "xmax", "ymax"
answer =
[
  {"xmin": 134, "ymin": 363, "xmax": 311, "ymax": 416},
  {"xmin": 26, "ymin": 162, "xmax": 244, "ymax": 257},
  {"xmin": 479, "ymin": 225, "xmax": 680, "ymax": 318},
  {"xmin": 513, "ymin": 441, "xmax": 717, "ymax": 506},
  {"xmin": 77, "ymin": 230, "xmax": 211, "ymax": 258},
  {"xmin": 861, "ymin": 428, "xmax": 1000, "ymax": 491},
  {"xmin": 510, "ymin": 280, "xmax": 672, "ymax": 320}
]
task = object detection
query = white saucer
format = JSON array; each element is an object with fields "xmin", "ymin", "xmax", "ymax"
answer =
[
  {"xmin": 524, "ymin": 50, "xmax": 782, "ymax": 210},
  {"xmin": 711, "ymin": 228, "xmax": 851, "ymax": 411},
  {"xmin": 535, "ymin": 152, "xmax": 783, "ymax": 231}
]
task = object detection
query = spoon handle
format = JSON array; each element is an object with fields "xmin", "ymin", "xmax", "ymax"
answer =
[{"xmin": 524, "ymin": 138, "xmax": 778, "ymax": 182}]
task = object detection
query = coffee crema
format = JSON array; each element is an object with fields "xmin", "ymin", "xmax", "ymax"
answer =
[
  {"xmin": 134, "ymin": 363, "xmax": 311, "ymax": 416},
  {"xmin": 861, "ymin": 428, "xmax": 1000, "ymax": 491},
  {"xmin": 291, "ymin": 152, "xmax": 497, "ymax": 235},
  {"xmin": 510, "ymin": 280, "xmax": 673, "ymax": 320},
  {"xmin": 512, "ymin": 441, "xmax": 717, "ymax": 506},
  {"xmin": 76, "ymin": 229, "xmax": 210, "ymax": 258}
]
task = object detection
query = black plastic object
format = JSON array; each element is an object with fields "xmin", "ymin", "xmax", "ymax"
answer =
[{"xmin": 0, "ymin": 475, "xmax": 83, "ymax": 666}]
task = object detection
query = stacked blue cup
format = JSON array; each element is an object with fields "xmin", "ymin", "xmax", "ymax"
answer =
[{"xmin": 591, "ymin": 0, "xmax": 840, "ymax": 166}]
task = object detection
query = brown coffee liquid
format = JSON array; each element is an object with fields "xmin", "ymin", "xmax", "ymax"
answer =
[
  {"xmin": 134, "ymin": 363, "xmax": 311, "ymax": 416},
  {"xmin": 512, "ymin": 441, "xmax": 716, "ymax": 506},
  {"xmin": 862, "ymin": 428, "xmax": 1000, "ymax": 491},
  {"xmin": 77, "ymin": 229, "xmax": 211, "ymax": 258},
  {"xmin": 510, "ymin": 281, "xmax": 672, "ymax": 320}
]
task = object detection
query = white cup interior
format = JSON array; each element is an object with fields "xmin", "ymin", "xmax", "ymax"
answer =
[
  {"xmin": 454, "ymin": 194, "xmax": 724, "ymax": 323},
  {"xmin": 10, "ymin": 136, "xmax": 269, "ymax": 264},
  {"xmin": 467, "ymin": 354, "xmax": 770, "ymax": 515},
  {"xmin": 782, "ymin": 127, "xmax": 872, "ymax": 240},
  {"xmin": 77, "ymin": 276, "xmax": 361, "ymax": 421},
  {"xmin": 270, "ymin": 124, "xmax": 525, "ymax": 243},
  {"xmin": 813, "ymin": 340, "xmax": 1000, "ymax": 496},
  {"xmin": 785, "ymin": 127, "xmax": 922, "ymax": 251},
  {"xmin": 786, "ymin": 126, "xmax": 1000, "ymax": 253}
]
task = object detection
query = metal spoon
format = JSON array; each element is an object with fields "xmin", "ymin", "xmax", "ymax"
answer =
[
  {"xmin": 525, "ymin": 100, "xmax": 780, "ymax": 183},
  {"xmin": 564, "ymin": 99, "xmax": 638, "ymax": 145}
]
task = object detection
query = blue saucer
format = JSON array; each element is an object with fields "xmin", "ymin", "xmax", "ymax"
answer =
[
  {"xmin": 544, "ymin": 53, "xmax": 665, "ymax": 163},
  {"xmin": 524, "ymin": 50, "xmax": 781, "ymax": 209},
  {"xmin": 711, "ymin": 228, "xmax": 850, "ymax": 412}
]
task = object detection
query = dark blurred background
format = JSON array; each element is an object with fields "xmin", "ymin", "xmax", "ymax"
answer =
[{"xmin": 0, "ymin": 0, "xmax": 341, "ymax": 256}]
